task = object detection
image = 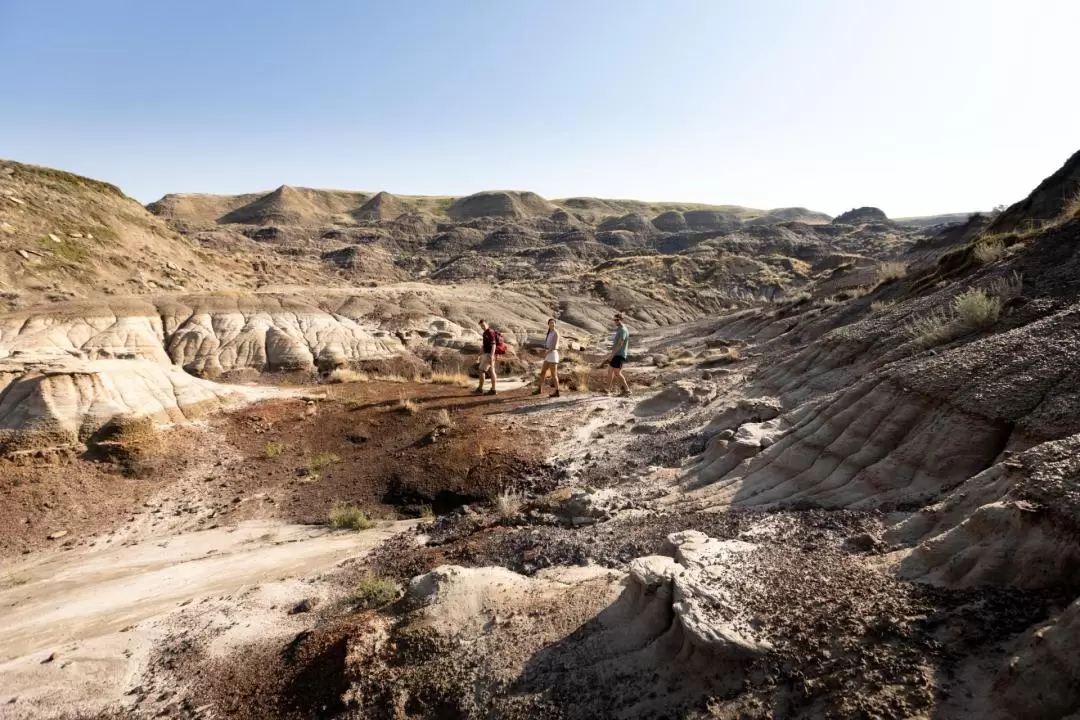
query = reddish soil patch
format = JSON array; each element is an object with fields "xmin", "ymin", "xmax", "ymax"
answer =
[
  {"xmin": 0, "ymin": 460, "xmax": 167, "ymax": 557},
  {"xmin": 0, "ymin": 380, "xmax": 552, "ymax": 559},
  {"xmin": 217, "ymin": 381, "xmax": 555, "ymax": 523}
]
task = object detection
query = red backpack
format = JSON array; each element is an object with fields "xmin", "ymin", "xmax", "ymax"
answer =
[{"xmin": 494, "ymin": 330, "xmax": 508, "ymax": 356}]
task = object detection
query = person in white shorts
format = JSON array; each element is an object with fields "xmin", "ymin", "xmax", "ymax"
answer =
[{"xmin": 532, "ymin": 317, "xmax": 561, "ymax": 398}]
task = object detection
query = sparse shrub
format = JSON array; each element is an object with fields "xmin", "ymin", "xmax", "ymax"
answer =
[
  {"xmin": 308, "ymin": 452, "xmax": 341, "ymax": 472},
  {"xmin": 871, "ymin": 300, "xmax": 895, "ymax": 313},
  {"xmin": 329, "ymin": 504, "xmax": 373, "ymax": 530},
  {"xmin": 432, "ymin": 408, "xmax": 454, "ymax": 428},
  {"xmin": 988, "ymin": 271, "xmax": 1023, "ymax": 300},
  {"xmin": 905, "ymin": 307, "xmax": 957, "ymax": 347},
  {"xmin": 876, "ymin": 261, "xmax": 907, "ymax": 284},
  {"xmin": 782, "ymin": 291, "xmax": 812, "ymax": 307},
  {"xmin": 264, "ymin": 442, "xmax": 288, "ymax": 458},
  {"xmin": 973, "ymin": 237, "xmax": 1006, "ymax": 264},
  {"xmin": 328, "ymin": 368, "xmax": 369, "ymax": 384},
  {"xmin": 418, "ymin": 504, "xmax": 435, "ymax": 519},
  {"xmin": 494, "ymin": 488, "xmax": 522, "ymax": 520},
  {"xmin": 350, "ymin": 573, "xmax": 399, "ymax": 609},
  {"xmin": 954, "ymin": 288, "xmax": 1002, "ymax": 329}
]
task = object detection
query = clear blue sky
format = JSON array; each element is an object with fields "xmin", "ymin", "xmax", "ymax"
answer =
[{"xmin": 1, "ymin": 0, "xmax": 1077, "ymax": 216}]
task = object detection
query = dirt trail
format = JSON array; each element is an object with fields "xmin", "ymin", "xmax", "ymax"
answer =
[{"xmin": 0, "ymin": 519, "xmax": 409, "ymax": 715}]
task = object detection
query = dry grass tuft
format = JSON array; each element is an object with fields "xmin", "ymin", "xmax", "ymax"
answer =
[
  {"xmin": 573, "ymin": 367, "xmax": 591, "ymax": 393},
  {"xmin": 397, "ymin": 393, "xmax": 419, "ymax": 414},
  {"xmin": 374, "ymin": 373, "xmax": 410, "ymax": 384},
  {"xmin": 954, "ymin": 288, "xmax": 1002, "ymax": 329},
  {"xmin": 351, "ymin": 573, "xmax": 398, "ymax": 609},
  {"xmin": 1063, "ymin": 187, "xmax": 1080, "ymax": 220},
  {"xmin": 988, "ymin": 271, "xmax": 1023, "ymax": 300},
  {"xmin": 876, "ymin": 261, "xmax": 908, "ymax": 284},
  {"xmin": 264, "ymin": 442, "xmax": 288, "ymax": 459},
  {"xmin": 905, "ymin": 307, "xmax": 957, "ymax": 347},
  {"xmin": 328, "ymin": 368, "xmax": 370, "ymax": 384},
  {"xmin": 432, "ymin": 408, "xmax": 454, "ymax": 429},
  {"xmin": 430, "ymin": 371, "xmax": 473, "ymax": 387},
  {"xmin": 871, "ymin": 299, "xmax": 895, "ymax": 313},
  {"xmin": 308, "ymin": 452, "xmax": 341, "ymax": 472},
  {"xmin": 329, "ymin": 504, "xmax": 373, "ymax": 530},
  {"xmin": 973, "ymin": 237, "xmax": 1006, "ymax": 265},
  {"xmin": 494, "ymin": 488, "xmax": 523, "ymax": 520}
]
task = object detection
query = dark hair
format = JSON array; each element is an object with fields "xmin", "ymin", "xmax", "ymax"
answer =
[
  {"xmin": 479, "ymin": 318, "xmax": 487, "ymax": 325},
  {"xmin": 547, "ymin": 317, "xmax": 556, "ymax": 323}
]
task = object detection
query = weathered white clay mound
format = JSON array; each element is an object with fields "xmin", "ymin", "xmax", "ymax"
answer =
[{"xmin": 0, "ymin": 353, "xmax": 266, "ymax": 458}]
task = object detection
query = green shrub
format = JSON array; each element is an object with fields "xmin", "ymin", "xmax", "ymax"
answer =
[
  {"xmin": 308, "ymin": 452, "xmax": 340, "ymax": 472},
  {"xmin": 329, "ymin": 504, "xmax": 373, "ymax": 530},
  {"xmin": 350, "ymin": 573, "xmax": 399, "ymax": 609}
]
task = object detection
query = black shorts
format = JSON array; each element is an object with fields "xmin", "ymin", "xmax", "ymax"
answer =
[{"xmin": 609, "ymin": 355, "xmax": 626, "ymax": 369}]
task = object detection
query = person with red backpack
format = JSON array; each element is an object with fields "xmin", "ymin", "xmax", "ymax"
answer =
[{"xmin": 475, "ymin": 319, "xmax": 506, "ymax": 395}]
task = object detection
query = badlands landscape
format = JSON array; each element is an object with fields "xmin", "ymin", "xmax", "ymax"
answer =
[{"xmin": 0, "ymin": 150, "xmax": 1078, "ymax": 720}]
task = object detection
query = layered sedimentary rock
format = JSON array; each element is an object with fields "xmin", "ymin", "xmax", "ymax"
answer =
[{"xmin": 0, "ymin": 353, "xmax": 262, "ymax": 457}]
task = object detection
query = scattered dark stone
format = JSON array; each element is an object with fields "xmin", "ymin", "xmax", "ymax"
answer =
[{"xmin": 289, "ymin": 598, "xmax": 320, "ymax": 615}]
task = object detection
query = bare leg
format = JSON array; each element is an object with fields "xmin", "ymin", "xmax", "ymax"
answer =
[
  {"xmin": 551, "ymin": 364, "xmax": 560, "ymax": 393},
  {"xmin": 606, "ymin": 365, "xmax": 615, "ymax": 393},
  {"xmin": 488, "ymin": 362, "xmax": 497, "ymax": 391},
  {"xmin": 614, "ymin": 368, "xmax": 630, "ymax": 394},
  {"xmin": 535, "ymin": 362, "xmax": 552, "ymax": 393}
]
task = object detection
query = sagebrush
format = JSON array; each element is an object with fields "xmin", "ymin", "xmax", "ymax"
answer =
[{"xmin": 954, "ymin": 288, "xmax": 1002, "ymax": 329}]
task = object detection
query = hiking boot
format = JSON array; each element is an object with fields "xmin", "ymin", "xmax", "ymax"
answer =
[
  {"xmin": 550, "ymin": 390, "xmax": 561, "ymax": 398},
  {"xmin": 531, "ymin": 388, "xmax": 542, "ymax": 395},
  {"xmin": 486, "ymin": 389, "xmax": 498, "ymax": 396},
  {"xmin": 473, "ymin": 387, "xmax": 484, "ymax": 395}
]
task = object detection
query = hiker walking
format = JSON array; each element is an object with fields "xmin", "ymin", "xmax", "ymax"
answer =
[
  {"xmin": 532, "ymin": 317, "xmax": 561, "ymax": 398},
  {"xmin": 602, "ymin": 313, "xmax": 631, "ymax": 396},
  {"xmin": 475, "ymin": 319, "xmax": 500, "ymax": 395}
]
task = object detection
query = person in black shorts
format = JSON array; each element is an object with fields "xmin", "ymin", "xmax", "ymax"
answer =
[{"xmin": 601, "ymin": 313, "xmax": 631, "ymax": 396}]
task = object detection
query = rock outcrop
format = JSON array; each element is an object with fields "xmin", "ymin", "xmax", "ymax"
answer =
[
  {"xmin": 0, "ymin": 353, "xmax": 264, "ymax": 458},
  {"xmin": 352, "ymin": 191, "xmax": 415, "ymax": 221},
  {"xmin": 989, "ymin": 148, "xmax": 1080, "ymax": 233},
  {"xmin": 832, "ymin": 206, "xmax": 888, "ymax": 225},
  {"xmin": 447, "ymin": 191, "xmax": 558, "ymax": 220}
]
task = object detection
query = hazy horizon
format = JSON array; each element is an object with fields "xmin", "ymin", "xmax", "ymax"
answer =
[{"xmin": 2, "ymin": 0, "xmax": 1077, "ymax": 216}]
